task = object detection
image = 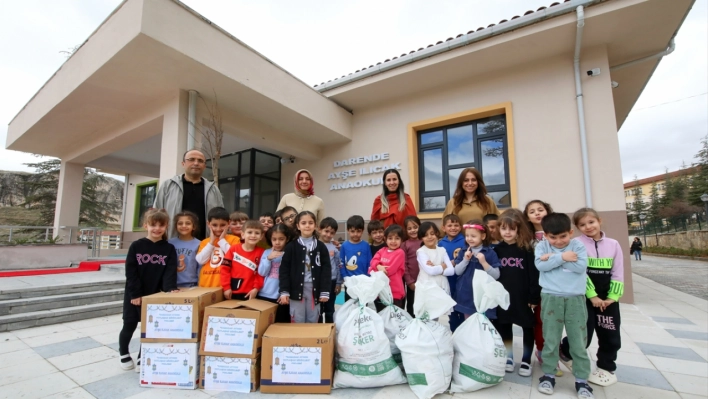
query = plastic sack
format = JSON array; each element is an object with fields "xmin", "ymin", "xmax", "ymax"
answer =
[
  {"xmin": 395, "ymin": 281, "xmax": 456, "ymax": 399},
  {"xmin": 373, "ymin": 271, "xmax": 412, "ymax": 368},
  {"xmin": 333, "ymin": 274, "xmax": 407, "ymax": 388},
  {"xmin": 450, "ymin": 270, "xmax": 510, "ymax": 392}
]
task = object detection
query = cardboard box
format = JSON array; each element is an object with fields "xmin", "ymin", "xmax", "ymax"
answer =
[
  {"xmin": 199, "ymin": 355, "xmax": 260, "ymax": 392},
  {"xmin": 260, "ymin": 324, "xmax": 335, "ymax": 394},
  {"xmin": 139, "ymin": 342, "xmax": 199, "ymax": 390},
  {"xmin": 199, "ymin": 299, "xmax": 278, "ymax": 358},
  {"xmin": 141, "ymin": 287, "xmax": 223, "ymax": 343}
]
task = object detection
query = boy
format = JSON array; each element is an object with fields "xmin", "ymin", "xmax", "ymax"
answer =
[
  {"xmin": 535, "ymin": 213, "xmax": 593, "ymax": 399},
  {"xmin": 279, "ymin": 206, "xmax": 298, "ymax": 229},
  {"xmin": 258, "ymin": 212, "xmax": 275, "ymax": 250},
  {"xmin": 229, "ymin": 211, "xmax": 249, "ymax": 240},
  {"xmin": 368, "ymin": 219, "xmax": 385, "ymax": 256},
  {"xmin": 438, "ymin": 214, "xmax": 465, "ymax": 332},
  {"xmin": 222, "ymin": 220, "xmax": 266, "ymax": 300},
  {"xmin": 340, "ymin": 215, "xmax": 372, "ymax": 301},
  {"xmin": 483, "ymin": 213, "xmax": 501, "ymax": 246},
  {"xmin": 319, "ymin": 217, "xmax": 344, "ymax": 323},
  {"xmin": 195, "ymin": 207, "xmax": 240, "ymax": 287}
]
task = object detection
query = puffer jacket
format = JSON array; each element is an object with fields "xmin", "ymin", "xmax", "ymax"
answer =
[{"xmin": 154, "ymin": 175, "xmax": 224, "ymax": 239}]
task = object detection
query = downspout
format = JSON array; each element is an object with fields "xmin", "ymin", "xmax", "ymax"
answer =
[
  {"xmin": 610, "ymin": 39, "xmax": 675, "ymax": 71},
  {"xmin": 187, "ymin": 90, "xmax": 198, "ymax": 150},
  {"xmin": 574, "ymin": 5, "xmax": 592, "ymax": 207}
]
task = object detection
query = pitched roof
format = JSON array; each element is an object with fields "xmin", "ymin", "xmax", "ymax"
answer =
[{"xmin": 623, "ymin": 166, "xmax": 699, "ymax": 188}]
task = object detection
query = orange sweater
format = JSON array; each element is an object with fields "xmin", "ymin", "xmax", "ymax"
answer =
[{"xmin": 196, "ymin": 235, "xmax": 240, "ymax": 288}]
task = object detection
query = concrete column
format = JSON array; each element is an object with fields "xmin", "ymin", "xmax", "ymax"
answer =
[
  {"xmin": 53, "ymin": 161, "xmax": 85, "ymax": 242},
  {"xmin": 159, "ymin": 90, "xmax": 190, "ymax": 184}
]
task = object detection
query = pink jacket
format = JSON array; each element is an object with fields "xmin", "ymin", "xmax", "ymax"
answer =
[{"xmin": 368, "ymin": 248, "xmax": 406, "ymax": 300}]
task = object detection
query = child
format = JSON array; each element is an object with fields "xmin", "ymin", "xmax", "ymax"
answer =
[
  {"xmin": 492, "ymin": 209, "xmax": 540, "ymax": 377},
  {"xmin": 221, "ymin": 220, "xmax": 265, "ymax": 300},
  {"xmin": 401, "ymin": 216, "xmax": 422, "ymax": 317},
  {"xmin": 279, "ymin": 211, "xmax": 332, "ymax": 323},
  {"xmin": 484, "ymin": 213, "xmax": 501, "ymax": 246},
  {"xmin": 438, "ymin": 214, "xmax": 465, "ymax": 332},
  {"xmin": 196, "ymin": 207, "xmax": 240, "ymax": 287},
  {"xmin": 168, "ymin": 211, "xmax": 201, "ymax": 288},
  {"xmin": 369, "ymin": 224, "xmax": 407, "ymax": 309},
  {"xmin": 229, "ymin": 211, "xmax": 249, "ymax": 240},
  {"xmin": 273, "ymin": 209, "xmax": 283, "ymax": 225},
  {"xmin": 260, "ymin": 212, "xmax": 275, "ymax": 233},
  {"xmin": 416, "ymin": 221, "xmax": 455, "ymax": 295},
  {"xmin": 319, "ymin": 217, "xmax": 343, "ymax": 323},
  {"xmin": 258, "ymin": 223, "xmax": 293, "ymax": 323},
  {"xmin": 535, "ymin": 213, "xmax": 592, "ymax": 398},
  {"xmin": 630, "ymin": 237, "xmax": 642, "ymax": 260},
  {"xmin": 119, "ymin": 209, "xmax": 178, "ymax": 371},
  {"xmin": 280, "ymin": 206, "xmax": 298, "ymax": 229},
  {"xmin": 368, "ymin": 219, "xmax": 386, "ymax": 256},
  {"xmin": 340, "ymin": 215, "xmax": 373, "ymax": 300},
  {"xmin": 452, "ymin": 220, "xmax": 501, "ymax": 319},
  {"xmin": 559, "ymin": 208, "xmax": 624, "ymax": 387}
]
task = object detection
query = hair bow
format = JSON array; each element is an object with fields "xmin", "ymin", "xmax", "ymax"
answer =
[{"xmin": 463, "ymin": 224, "xmax": 485, "ymax": 232}]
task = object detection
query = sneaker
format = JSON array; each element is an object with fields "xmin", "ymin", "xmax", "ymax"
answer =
[
  {"xmin": 519, "ymin": 361, "xmax": 532, "ymax": 377},
  {"xmin": 120, "ymin": 354, "xmax": 134, "ymax": 370},
  {"xmin": 538, "ymin": 375, "xmax": 555, "ymax": 395},
  {"xmin": 135, "ymin": 358, "xmax": 141, "ymax": 373},
  {"xmin": 587, "ymin": 368, "xmax": 617, "ymax": 387},
  {"xmin": 575, "ymin": 381, "xmax": 594, "ymax": 399},
  {"xmin": 505, "ymin": 359, "xmax": 514, "ymax": 373}
]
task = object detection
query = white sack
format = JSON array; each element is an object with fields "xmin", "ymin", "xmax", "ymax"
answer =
[
  {"xmin": 450, "ymin": 270, "xmax": 510, "ymax": 392},
  {"xmin": 374, "ymin": 271, "xmax": 412, "ymax": 368},
  {"xmin": 395, "ymin": 281, "xmax": 456, "ymax": 399},
  {"xmin": 333, "ymin": 274, "xmax": 407, "ymax": 388}
]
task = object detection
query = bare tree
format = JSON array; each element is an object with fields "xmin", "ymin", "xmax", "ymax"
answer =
[{"xmin": 188, "ymin": 91, "xmax": 224, "ymax": 187}]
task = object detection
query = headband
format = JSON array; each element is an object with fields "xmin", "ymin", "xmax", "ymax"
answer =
[{"xmin": 463, "ymin": 224, "xmax": 485, "ymax": 232}]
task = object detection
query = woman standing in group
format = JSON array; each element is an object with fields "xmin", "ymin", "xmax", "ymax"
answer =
[
  {"xmin": 371, "ymin": 169, "xmax": 417, "ymax": 229},
  {"xmin": 443, "ymin": 167, "xmax": 500, "ymax": 222},
  {"xmin": 277, "ymin": 169, "xmax": 325, "ymax": 224}
]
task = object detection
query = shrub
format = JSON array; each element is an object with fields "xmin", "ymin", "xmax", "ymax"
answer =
[{"xmin": 644, "ymin": 246, "xmax": 708, "ymax": 258}]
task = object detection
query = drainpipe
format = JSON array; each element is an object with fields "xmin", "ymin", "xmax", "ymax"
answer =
[
  {"xmin": 574, "ymin": 5, "xmax": 592, "ymax": 207},
  {"xmin": 610, "ymin": 39, "xmax": 675, "ymax": 71},
  {"xmin": 187, "ymin": 90, "xmax": 198, "ymax": 150}
]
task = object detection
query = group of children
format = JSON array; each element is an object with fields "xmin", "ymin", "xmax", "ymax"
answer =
[{"xmin": 120, "ymin": 199, "xmax": 625, "ymax": 399}]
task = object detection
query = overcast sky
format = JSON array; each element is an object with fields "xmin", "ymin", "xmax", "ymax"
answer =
[{"xmin": 1, "ymin": 0, "xmax": 706, "ymax": 183}]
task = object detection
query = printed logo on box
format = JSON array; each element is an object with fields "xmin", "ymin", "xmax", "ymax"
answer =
[
  {"xmin": 204, "ymin": 316, "xmax": 256, "ymax": 355},
  {"xmin": 145, "ymin": 305, "xmax": 193, "ymax": 339},
  {"xmin": 272, "ymin": 347, "xmax": 322, "ymax": 384}
]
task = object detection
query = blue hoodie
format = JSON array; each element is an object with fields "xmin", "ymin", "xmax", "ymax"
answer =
[
  {"xmin": 258, "ymin": 248, "xmax": 283, "ymax": 300},
  {"xmin": 439, "ymin": 234, "xmax": 466, "ymax": 298},
  {"xmin": 534, "ymin": 238, "xmax": 588, "ymax": 297},
  {"xmin": 340, "ymin": 241, "xmax": 372, "ymax": 278}
]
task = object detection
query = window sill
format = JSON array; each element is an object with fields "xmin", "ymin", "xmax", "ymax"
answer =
[{"xmin": 418, "ymin": 212, "xmax": 444, "ymax": 220}]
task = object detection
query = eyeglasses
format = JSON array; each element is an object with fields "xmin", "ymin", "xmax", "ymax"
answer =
[
  {"xmin": 185, "ymin": 158, "xmax": 206, "ymax": 164},
  {"xmin": 283, "ymin": 214, "xmax": 296, "ymax": 222}
]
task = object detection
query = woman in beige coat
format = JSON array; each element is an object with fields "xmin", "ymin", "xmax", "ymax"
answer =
[{"xmin": 276, "ymin": 169, "xmax": 325, "ymax": 224}]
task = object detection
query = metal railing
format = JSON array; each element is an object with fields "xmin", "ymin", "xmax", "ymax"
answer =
[{"xmin": 0, "ymin": 225, "xmax": 54, "ymax": 243}]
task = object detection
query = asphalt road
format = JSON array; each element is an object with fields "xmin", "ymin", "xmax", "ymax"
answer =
[{"xmin": 632, "ymin": 254, "xmax": 708, "ymax": 300}]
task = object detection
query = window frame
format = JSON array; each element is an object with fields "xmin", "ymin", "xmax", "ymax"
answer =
[{"xmin": 132, "ymin": 180, "xmax": 158, "ymax": 231}]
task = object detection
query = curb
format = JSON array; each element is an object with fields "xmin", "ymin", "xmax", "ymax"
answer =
[{"xmin": 643, "ymin": 253, "xmax": 708, "ymax": 262}]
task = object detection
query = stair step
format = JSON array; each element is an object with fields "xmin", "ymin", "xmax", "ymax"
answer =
[
  {"xmin": 0, "ymin": 279, "xmax": 125, "ymax": 300},
  {"xmin": 0, "ymin": 289, "xmax": 125, "ymax": 316},
  {"xmin": 0, "ymin": 301, "xmax": 123, "ymax": 332}
]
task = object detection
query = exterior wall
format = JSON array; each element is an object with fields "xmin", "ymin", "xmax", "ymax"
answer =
[
  {"xmin": 0, "ymin": 244, "xmax": 88, "ymax": 270},
  {"xmin": 122, "ymin": 174, "xmax": 157, "ymax": 245},
  {"xmin": 643, "ymin": 230, "xmax": 708, "ymax": 250}
]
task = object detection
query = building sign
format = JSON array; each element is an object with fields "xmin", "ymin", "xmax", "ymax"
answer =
[{"xmin": 328, "ymin": 152, "xmax": 402, "ymax": 191}]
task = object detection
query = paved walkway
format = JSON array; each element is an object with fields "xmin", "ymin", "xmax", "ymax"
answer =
[
  {"xmin": 1, "ymin": 271, "xmax": 706, "ymax": 398},
  {"xmin": 632, "ymin": 255, "xmax": 708, "ymax": 300}
]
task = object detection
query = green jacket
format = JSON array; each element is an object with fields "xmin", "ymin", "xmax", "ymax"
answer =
[{"xmin": 154, "ymin": 175, "xmax": 224, "ymax": 239}]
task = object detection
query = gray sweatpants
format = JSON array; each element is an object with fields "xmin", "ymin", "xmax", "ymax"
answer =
[{"xmin": 289, "ymin": 282, "xmax": 320, "ymax": 323}]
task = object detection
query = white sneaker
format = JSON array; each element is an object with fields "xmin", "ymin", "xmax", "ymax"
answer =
[
  {"xmin": 505, "ymin": 359, "xmax": 515, "ymax": 373},
  {"xmin": 519, "ymin": 361, "xmax": 532, "ymax": 377},
  {"xmin": 120, "ymin": 354, "xmax": 134, "ymax": 370}
]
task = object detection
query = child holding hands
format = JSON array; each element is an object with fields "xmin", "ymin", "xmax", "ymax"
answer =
[{"xmin": 368, "ymin": 224, "xmax": 407, "ymax": 309}]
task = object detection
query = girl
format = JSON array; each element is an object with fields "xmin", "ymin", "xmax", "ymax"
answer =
[
  {"xmin": 452, "ymin": 220, "xmax": 501, "ymax": 319},
  {"xmin": 402, "ymin": 216, "xmax": 422, "ymax": 317},
  {"xmin": 492, "ymin": 209, "xmax": 540, "ymax": 377},
  {"xmin": 416, "ymin": 222, "xmax": 455, "ymax": 296},
  {"xmin": 368, "ymin": 224, "xmax": 407, "ymax": 309},
  {"xmin": 279, "ymin": 211, "xmax": 332, "ymax": 323},
  {"xmin": 258, "ymin": 224, "xmax": 293, "ymax": 323},
  {"xmin": 279, "ymin": 206, "xmax": 298, "ymax": 229},
  {"xmin": 168, "ymin": 211, "xmax": 201, "ymax": 288},
  {"xmin": 119, "ymin": 209, "xmax": 178, "ymax": 371},
  {"xmin": 630, "ymin": 237, "xmax": 642, "ymax": 260},
  {"xmin": 559, "ymin": 208, "xmax": 624, "ymax": 387}
]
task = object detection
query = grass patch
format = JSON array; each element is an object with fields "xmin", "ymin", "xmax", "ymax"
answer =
[
  {"xmin": 644, "ymin": 246, "xmax": 708, "ymax": 258},
  {"xmin": 0, "ymin": 206, "xmax": 41, "ymax": 226}
]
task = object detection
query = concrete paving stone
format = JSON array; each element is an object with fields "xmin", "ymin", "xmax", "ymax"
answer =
[
  {"xmin": 502, "ymin": 366, "xmax": 534, "ymax": 386},
  {"xmin": 633, "ymin": 257, "xmax": 708, "ymax": 300},
  {"xmin": 0, "ymin": 358, "xmax": 58, "ymax": 386},
  {"xmin": 42, "ymin": 387, "xmax": 97, "ymax": 399},
  {"xmin": 648, "ymin": 355, "xmax": 708, "ymax": 378},
  {"xmin": 63, "ymin": 315, "xmax": 123, "ymax": 330},
  {"xmin": 637, "ymin": 343, "xmax": 707, "ymax": 363},
  {"xmin": 63, "ymin": 357, "xmax": 132, "ymax": 386},
  {"xmin": 214, "ymin": 390, "xmax": 294, "ymax": 399},
  {"xmin": 48, "ymin": 346, "xmax": 118, "ymax": 371},
  {"xmin": 106, "ymin": 339, "xmax": 140, "ymax": 354},
  {"xmin": 615, "ymin": 364, "xmax": 675, "ymax": 391},
  {"xmin": 21, "ymin": 329, "xmax": 88, "ymax": 348},
  {"xmin": 72, "ymin": 321, "xmax": 124, "ymax": 336},
  {"xmin": 614, "ymin": 351, "xmax": 656, "ymax": 369},
  {"xmin": 678, "ymin": 394, "xmax": 708, "ymax": 399},
  {"xmin": 450, "ymin": 381, "xmax": 532, "ymax": 399},
  {"xmin": 82, "ymin": 370, "xmax": 144, "ymax": 399},
  {"xmin": 0, "ymin": 347, "xmax": 44, "ymax": 369},
  {"xmin": 12, "ymin": 323, "xmax": 73, "ymax": 339},
  {"xmin": 0, "ymin": 371, "xmax": 78, "ymax": 399},
  {"xmin": 327, "ymin": 387, "xmax": 384, "ymax": 399},
  {"xmin": 628, "ymin": 327, "xmax": 689, "ymax": 347},
  {"xmin": 667, "ymin": 330, "xmax": 708, "ymax": 341},
  {"xmin": 0, "ymin": 337, "xmax": 28, "ymax": 354},
  {"xmin": 663, "ymin": 371, "xmax": 708, "ymax": 396},
  {"xmin": 604, "ymin": 381, "xmax": 681, "ymax": 399},
  {"xmin": 34, "ymin": 337, "xmax": 103, "ymax": 359},
  {"xmin": 0, "ymin": 331, "xmax": 17, "ymax": 341},
  {"xmin": 124, "ymin": 389, "xmax": 212, "ymax": 399}
]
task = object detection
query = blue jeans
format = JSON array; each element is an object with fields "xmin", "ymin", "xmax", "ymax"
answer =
[{"xmin": 634, "ymin": 250, "xmax": 641, "ymax": 260}]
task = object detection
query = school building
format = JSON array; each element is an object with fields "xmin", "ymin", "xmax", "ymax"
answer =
[{"xmin": 5, "ymin": 0, "xmax": 696, "ymax": 302}]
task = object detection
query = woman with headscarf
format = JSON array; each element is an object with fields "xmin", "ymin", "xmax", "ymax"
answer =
[
  {"xmin": 277, "ymin": 169, "xmax": 325, "ymax": 224},
  {"xmin": 370, "ymin": 169, "xmax": 417, "ymax": 229}
]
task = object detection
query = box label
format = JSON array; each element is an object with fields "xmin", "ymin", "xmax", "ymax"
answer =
[
  {"xmin": 203, "ymin": 316, "xmax": 256, "ymax": 355},
  {"xmin": 271, "ymin": 347, "xmax": 322, "ymax": 384},
  {"xmin": 204, "ymin": 357, "xmax": 252, "ymax": 392},
  {"xmin": 145, "ymin": 305, "xmax": 193, "ymax": 339},
  {"xmin": 142, "ymin": 346, "xmax": 193, "ymax": 384}
]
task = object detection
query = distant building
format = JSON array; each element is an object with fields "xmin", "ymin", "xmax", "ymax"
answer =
[{"xmin": 623, "ymin": 166, "xmax": 698, "ymax": 210}]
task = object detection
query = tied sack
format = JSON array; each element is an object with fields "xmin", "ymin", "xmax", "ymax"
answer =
[
  {"xmin": 450, "ymin": 270, "xmax": 510, "ymax": 392},
  {"xmin": 373, "ymin": 271, "xmax": 412, "ymax": 369},
  {"xmin": 333, "ymin": 274, "xmax": 407, "ymax": 388},
  {"xmin": 395, "ymin": 281, "xmax": 456, "ymax": 399}
]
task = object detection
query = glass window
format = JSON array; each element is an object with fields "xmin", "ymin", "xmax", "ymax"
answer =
[
  {"xmin": 477, "ymin": 116, "xmax": 506, "ymax": 136},
  {"xmin": 421, "ymin": 131, "xmax": 443, "ymax": 145},
  {"xmin": 447, "ymin": 124, "xmax": 474, "ymax": 166},
  {"xmin": 255, "ymin": 151, "xmax": 280, "ymax": 177},
  {"xmin": 219, "ymin": 154, "xmax": 240, "ymax": 178},
  {"xmin": 421, "ymin": 196, "xmax": 446, "ymax": 211},
  {"xmin": 488, "ymin": 191, "xmax": 511, "ymax": 208},
  {"xmin": 241, "ymin": 151, "xmax": 251, "ymax": 175},
  {"xmin": 422, "ymin": 149, "xmax": 443, "ymax": 192},
  {"xmin": 239, "ymin": 177, "xmax": 250, "ymax": 213},
  {"xmin": 135, "ymin": 182, "xmax": 156, "ymax": 228},
  {"xmin": 448, "ymin": 168, "xmax": 465, "ymax": 198},
  {"xmin": 480, "ymin": 139, "xmax": 506, "ymax": 186},
  {"xmin": 219, "ymin": 180, "xmax": 236, "ymax": 213},
  {"xmin": 254, "ymin": 177, "xmax": 280, "ymax": 217}
]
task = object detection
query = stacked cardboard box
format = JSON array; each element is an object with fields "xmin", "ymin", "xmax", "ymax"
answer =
[
  {"xmin": 139, "ymin": 287, "xmax": 223, "ymax": 390},
  {"xmin": 197, "ymin": 299, "xmax": 278, "ymax": 393}
]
